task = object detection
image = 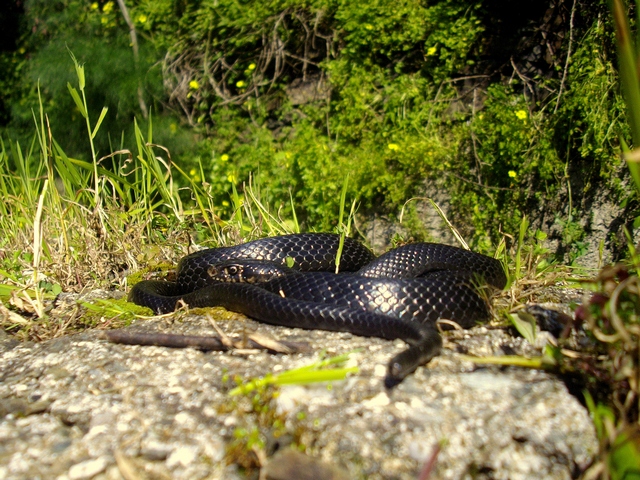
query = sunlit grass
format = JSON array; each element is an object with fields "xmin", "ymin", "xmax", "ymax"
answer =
[
  {"xmin": 229, "ymin": 351, "xmax": 360, "ymax": 395},
  {"xmin": 0, "ymin": 51, "xmax": 300, "ymax": 339}
]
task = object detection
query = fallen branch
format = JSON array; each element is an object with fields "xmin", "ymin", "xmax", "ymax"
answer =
[{"xmin": 101, "ymin": 329, "xmax": 311, "ymax": 353}]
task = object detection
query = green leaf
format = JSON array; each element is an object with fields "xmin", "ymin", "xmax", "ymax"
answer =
[
  {"xmin": 583, "ymin": 391, "xmax": 611, "ymax": 440},
  {"xmin": 66, "ymin": 83, "xmax": 87, "ymax": 119},
  {"xmin": 91, "ymin": 107, "xmax": 109, "ymax": 139},
  {"xmin": 610, "ymin": 432, "xmax": 640, "ymax": 480},
  {"xmin": 229, "ymin": 351, "xmax": 359, "ymax": 395},
  {"xmin": 508, "ymin": 311, "xmax": 537, "ymax": 344}
]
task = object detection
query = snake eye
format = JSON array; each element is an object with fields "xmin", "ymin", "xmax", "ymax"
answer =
[{"xmin": 227, "ymin": 265, "xmax": 239, "ymax": 275}]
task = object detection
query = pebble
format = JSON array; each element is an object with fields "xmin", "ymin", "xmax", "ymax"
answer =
[{"xmin": 67, "ymin": 457, "xmax": 108, "ymax": 479}]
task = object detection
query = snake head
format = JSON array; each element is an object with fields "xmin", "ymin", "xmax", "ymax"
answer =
[
  {"xmin": 207, "ymin": 260, "xmax": 293, "ymax": 284},
  {"xmin": 207, "ymin": 262, "xmax": 252, "ymax": 283}
]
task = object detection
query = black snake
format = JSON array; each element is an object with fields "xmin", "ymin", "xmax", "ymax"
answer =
[{"xmin": 128, "ymin": 233, "xmax": 506, "ymax": 387}]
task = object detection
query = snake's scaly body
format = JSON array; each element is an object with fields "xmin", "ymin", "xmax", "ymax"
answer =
[{"xmin": 128, "ymin": 233, "xmax": 506, "ymax": 387}]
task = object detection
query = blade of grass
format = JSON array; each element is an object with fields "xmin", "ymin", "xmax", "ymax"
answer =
[
  {"xmin": 612, "ymin": 0, "xmax": 640, "ymax": 193},
  {"xmin": 335, "ymin": 174, "xmax": 350, "ymax": 273},
  {"xmin": 67, "ymin": 48, "xmax": 101, "ymax": 207},
  {"xmin": 398, "ymin": 196, "xmax": 469, "ymax": 249},
  {"xmin": 288, "ymin": 189, "xmax": 300, "ymax": 233},
  {"xmin": 229, "ymin": 351, "xmax": 360, "ymax": 396},
  {"xmin": 91, "ymin": 107, "xmax": 109, "ymax": 140},
  {"xmin": 31, "ymin": 179, "xmax": 49, "ymax": 318}
]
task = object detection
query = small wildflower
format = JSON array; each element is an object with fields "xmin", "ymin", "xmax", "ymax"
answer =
[
  {"xmin": 427, "ymin": 46, "xmax": 437, "ymax": 56},
  {"xmin": 189, "ymin": 168, "xmax": 197, "ymax": 176},
  {"xmin": 248, "ymin": 63, "xmax": 256, "ymax": 71},
  {"xmin": 364, "ymin": 24, "xmax": 374, "ymax": 30},
  {"xmin": 388, "ymin": 143, "xmax": 400, "ymax": 151},
  {"xmin": 136, "ymin": 14, "xmax": 148, "ymax": 24},
  {"xmin": 227, "ymin": 173, "xmax": 237, "ymax": 183},
  {"xmin": 236, "ymin": 80, "xmax": 246, "ymax": 88},
  {"xmin": 220, "ymin": 154, "xmax": 229, "ymax": 162},
  {"xmin": 101, "ymin": 16, "xmax": 108, "ymax": 25},
  {"xmin": 90, "ymin": 2, "xmax": 99, "ymax": 10},
  {"xmin": 222, "ymin": 200, "xmax": 230, "ymax": 207},
  {"xmin": 102, "ymin": 1, "xmax": 114, "ymax": 14},
  {"xmin": 508, "ymin": 170, "xmax": 517, "ymax": 178},
  {"xmin": 515, "ymin": 110, "xmax": 527, "ymax": 120},
  {"xmin": 189, "ymin": 80, "xmax": 199, "ymax": 90}
]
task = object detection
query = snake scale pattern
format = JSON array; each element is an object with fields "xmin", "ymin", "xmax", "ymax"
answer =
[{"xmin": 129, "ymin": 233, "xmax": 506, "ymax": 387}]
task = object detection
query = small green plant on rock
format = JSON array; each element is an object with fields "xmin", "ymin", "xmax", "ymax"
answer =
[{"xmin": 575, "ymin": 264, "xmax": 640, "ymax": 478}]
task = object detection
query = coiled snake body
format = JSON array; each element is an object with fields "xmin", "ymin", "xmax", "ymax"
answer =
[{"xmin": 129, "ymin": 233, "xmax": 506, "ymax": 387}]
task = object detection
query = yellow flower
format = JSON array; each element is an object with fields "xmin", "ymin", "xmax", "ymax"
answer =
[
  {"xmin": 136, "ymin": 14, "xmax": 148, "ymax": 24},
  {"xmin": 189, "ymin": 168, "xmax": 201, "ymax": 182},
  {"xmin": 236, "ymin": 80, "xmax": 246, "ymax": 88},
  {"xmin": 189, "ymin": 80, "xmax": 200, "ymax": 90},
  {"xmin": 220, "ymin": 154, "xmax": 229, "ymax": 162},
  {"xmin": 427, "ymin": 46, "xmax": 437, "ymax": 56},
  {"xmin": 90, "ymin": 2, "xmax": 99, "ymax": 10},
  {"xmin": 508, "ymin": 170, "xmax": 517, "ymax": 178},
  {"xmin": 515, "ymin": 110, "xmax": 527, "ymax": 120},
  {"xmin": 103, "ymin": 1, "xmax": 114, "ymax": 14},
  {"xmin": 388, "ymin": 143, "xmax": 400, "ymax": 151},
  {"xmin": 364, "ymin": 24, "xmax": 374, "ymax": 30},
  {"xmin": 222, "ymin": 200, "xmax": 230, "ymax": 207},
  {"xmin": 227, "ymin": 174, "xmax": 237, "ymax": 183},
  {"xmin": 248, "ymin": 63, "xmax": 256, "ymax": 71}
]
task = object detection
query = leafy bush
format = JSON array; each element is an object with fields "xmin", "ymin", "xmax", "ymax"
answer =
[{"xmin": 1, "ymin": 0, "xmax": 633, "ymax": 255}]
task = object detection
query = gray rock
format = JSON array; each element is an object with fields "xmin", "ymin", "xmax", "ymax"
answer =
[
  {"xmin": 264, "ymin": 448, "xmax": 350, "ymax": 480},
  {"xmin": 0, "ymin": 311, "xmax": 597, "ymax": 479}
]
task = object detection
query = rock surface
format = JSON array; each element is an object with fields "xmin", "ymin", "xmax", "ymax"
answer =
[{"xmin": 0, "ymin": 301, "xmax": 596, "ymax": 480}]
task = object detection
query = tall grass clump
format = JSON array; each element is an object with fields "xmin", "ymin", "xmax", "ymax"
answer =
[{"xmin": 0, "ymin": 54, "xmax": 299, "ymax": 339}]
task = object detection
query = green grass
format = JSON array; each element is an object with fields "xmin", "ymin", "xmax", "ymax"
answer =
[
  {"xmin": 0, "ymin": 51, "xmax": 301, "ymax": 338},
  {"xmin": 229, "ymin": 351, "xmax": 360, "ymax": 396}
]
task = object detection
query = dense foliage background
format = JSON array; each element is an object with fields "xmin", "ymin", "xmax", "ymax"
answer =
[{"xmin": 0, "ymin": 0, "xmax": 632, "ymax": 257}]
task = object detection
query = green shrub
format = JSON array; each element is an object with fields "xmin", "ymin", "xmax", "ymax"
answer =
[{"xmin": 2, "ymin": 0, "xmax": 633, "ymax": 255}]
